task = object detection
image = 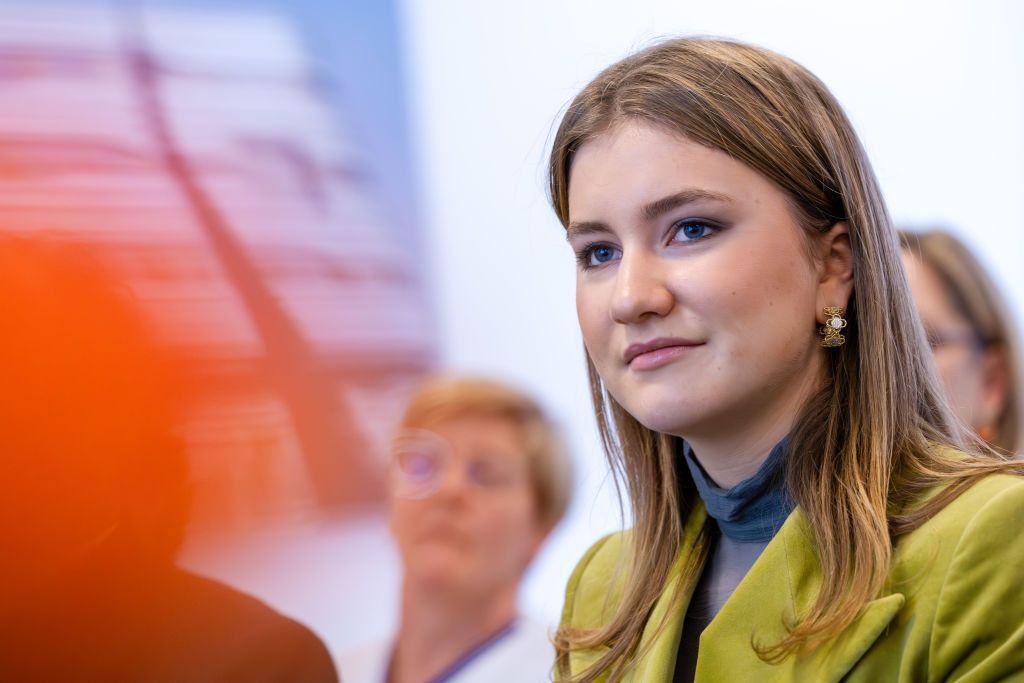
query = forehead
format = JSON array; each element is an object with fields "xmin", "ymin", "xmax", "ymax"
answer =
[
  {"xmin": 420, "ymin": 413, "xmax": 527, "ymax": 458},
  {"xmin": 566, "ymin": 121, "xmax": 781, "ymax": 223},
  {"xmin": 901, "ymin": 250, "xmax": 969, "ymax": 328}
]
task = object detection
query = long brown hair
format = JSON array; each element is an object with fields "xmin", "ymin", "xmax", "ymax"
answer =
[
  {"xmin": 548, "ymin": 38, "xmax": 1024, "ymax": 682},
  {"xmin": 899, "ymin": 229, "xmax": 1024, "ymax": 455}
]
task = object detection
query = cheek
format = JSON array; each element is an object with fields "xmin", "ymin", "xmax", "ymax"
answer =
[
  {"xmin": 703, "ymin": 244, "xmax": 817, "ymax": 348},
  {"xmin": 936, "ymin": 352, "xmax": 983, "ymax": 396},
  {"xmin": 389, "ymin": 498, "xmax": 447, "ymax": 547},
  {"xmin": 388, "ymin": 501, "xmax": 418, "ymax": 549},
  {"xmin": 476, "ymin": 496, "xmax": 537, "ymax": 555},
  {"xmin": 576, "ymin": 280, "xmax": 611, "ymax": 353}
]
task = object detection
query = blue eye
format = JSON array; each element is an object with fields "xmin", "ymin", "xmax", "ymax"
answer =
[
  {"xmin": 592, "ymin": 246, "xmax": 616, "ymax": 263},
  {"xmin": 578, "ymin": 243, "xmax": 621, "ymax": 269},
  {"xmin": 673, "ymin": 220, "xmax": 717, "ymax": 242},
  {"xmin": 682, "ymin": 224, "xmax": 706, "ymax": 239}
]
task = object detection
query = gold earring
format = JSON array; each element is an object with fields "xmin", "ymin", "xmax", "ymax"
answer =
[{"xmin": 819, "ymin": 306, "xmax": 847, "ymax": 347}]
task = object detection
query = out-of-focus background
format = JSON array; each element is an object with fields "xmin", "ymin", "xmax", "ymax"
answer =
[{"xmin": 1, "ymin": 0, "xmax": 1021, "ymax": 665}]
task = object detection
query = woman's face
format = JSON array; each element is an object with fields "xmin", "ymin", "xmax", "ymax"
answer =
[
  {"xmin": 567, "ymin": 122, "xmax": 849, "ymax": 441},
  {"xmin": 901, "ymin": 249, "xmax": 1006, "ymax": 437},
  {"xmin": 388, "ymin": 413, "xmax": 544, "ymax": 598}
]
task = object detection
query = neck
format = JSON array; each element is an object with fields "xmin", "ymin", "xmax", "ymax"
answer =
[
  {"xmin": 684, "ymin": 359, "xmax": 823, "ymax": 488},
  {"xmin": 389, "ymin": 579, "xmax": 518, "ymax": 683}
]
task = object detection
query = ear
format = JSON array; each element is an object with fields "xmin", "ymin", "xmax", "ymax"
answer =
[{"xmin": 815, "ymin": 222, "xmax": 855, "ymax": 323}]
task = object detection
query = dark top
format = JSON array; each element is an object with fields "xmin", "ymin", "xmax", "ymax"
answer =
[
  {"xmin": 0, "ymin": 533, "xmax": 339, "ymax": 683},
  {"xmin": 673, "ymin": 439, "xmax": 794, "ymax": 683}
]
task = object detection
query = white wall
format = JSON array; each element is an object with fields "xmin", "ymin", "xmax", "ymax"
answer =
[{"xmin": 394, "ymin": 0, "xmax": 1024, "ymax": 633}]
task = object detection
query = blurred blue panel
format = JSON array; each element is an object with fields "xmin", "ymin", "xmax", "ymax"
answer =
[{"xmin": 0, "ymin": 0, "xmax": 433, "ymax": 524}]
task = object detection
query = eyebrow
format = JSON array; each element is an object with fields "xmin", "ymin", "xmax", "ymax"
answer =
[{"xmin": 566, "ymin": 188, "xmax": 732, "ymax": 240}]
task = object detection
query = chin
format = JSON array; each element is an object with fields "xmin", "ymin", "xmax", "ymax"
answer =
[
  {"xmin": 409, "ymin": 540, "xmax": 468, "ymax": 569},
  {"xmin": 410, "ymin": 557, "xmax": 468, "ymax": 590},
  {"xmin": 613, "ymin": 383, "xmax": 709, "ymax": 437},
  {"xmin": 632, "ymin": 411, "xmax": 695, "ymax": 437}
]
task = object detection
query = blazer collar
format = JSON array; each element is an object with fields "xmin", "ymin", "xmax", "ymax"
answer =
[
  {"xmin": 630, "ymin": 501, "xmax": 707, "ymax": 681},
  {"xmin": 634, "ymin": 502, "xmax": 904, "ymax": 682}
]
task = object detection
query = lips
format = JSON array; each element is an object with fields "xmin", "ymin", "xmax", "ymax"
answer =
[
  {"xmin": 417, "ymin": 521, "xmax": 472, "ymax": 548},
  {"xmin": 623, "ymin": 337, "xmax": 703, "ymax": 366}
]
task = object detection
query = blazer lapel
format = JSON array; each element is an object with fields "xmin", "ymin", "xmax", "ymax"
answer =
[
  {"xmin": 694, "ymin": 508, "xmax": 905, "ymax": 682},
  {"xmin": 629, "ymin": 503, "xmax": 709, "ymax": 682}
]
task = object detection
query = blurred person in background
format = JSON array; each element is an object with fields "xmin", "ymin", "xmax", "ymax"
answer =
[
  {"xmin": 340, "ymin": 376, "xmax": 573, "ymax": 683},
  {"xmin": 0, "ymin": 235, "xmax": 338, "ymax": 682},
  {"xmin": 900, "ymin": 229, "xmax": 1023, "ymax": 455}
]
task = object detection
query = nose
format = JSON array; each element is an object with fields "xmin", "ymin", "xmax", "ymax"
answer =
[
  {"xmin": 430, "ymin": 459, "xmax": 470, "ymax": 506},
  {"xmin": 609, "ymin": 250, "xmax": 674, "ymax": 325}
]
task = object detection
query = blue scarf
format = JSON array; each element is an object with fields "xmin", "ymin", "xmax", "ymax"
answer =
[{"xmin": 681, "ymin": 439, "xmax": 795, "ymax": 543}]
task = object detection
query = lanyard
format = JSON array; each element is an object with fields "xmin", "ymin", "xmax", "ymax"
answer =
[{"xmin": 385, "ymin": 621, "xmax": 518, "ymax": 683}]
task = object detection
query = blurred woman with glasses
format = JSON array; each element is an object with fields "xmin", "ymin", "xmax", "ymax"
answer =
[
  {"xmin": 899, "ymin": 230, "xmax": 1023, "ymax": 455},
  {"xmin": 340, "ymin": 375, "xmax": 573, "ymax": 683}
]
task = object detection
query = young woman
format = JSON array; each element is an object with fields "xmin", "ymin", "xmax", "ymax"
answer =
[
  {"xmin": 899, "ymin": 229, "xmax": 1023, "ymax": 455},
  {"xmin": 549, "ymin": 38, "xmax": 1024, "ymax": 682}
]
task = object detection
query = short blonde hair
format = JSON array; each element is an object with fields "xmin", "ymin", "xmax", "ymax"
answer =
[{"xmin": 399, "ymin": 375, "xmax": 573, "ymax": 532}]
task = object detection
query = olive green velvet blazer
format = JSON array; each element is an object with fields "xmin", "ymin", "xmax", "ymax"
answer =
[{"xmin": 560, "ymin": 474, "xmax": 1024, "ymax": 682}]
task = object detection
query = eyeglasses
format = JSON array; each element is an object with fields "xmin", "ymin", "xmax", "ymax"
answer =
[
  {"xmin": 926, "ymin": 328, "xmax": 989, "ymax": 352},
  {"xmin": 389, "ymin": 428, "xmax": 527, "ymax": 499}
]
